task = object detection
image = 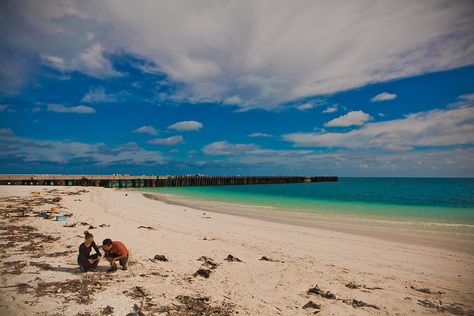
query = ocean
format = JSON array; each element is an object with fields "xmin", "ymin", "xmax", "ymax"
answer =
[{"xmin": 139, "ymin": 177, "xmax": 474, "ymax": 228}]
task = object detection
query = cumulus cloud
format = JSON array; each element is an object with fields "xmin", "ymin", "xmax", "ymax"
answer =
[
  {"xmin": 295, "ymin": 103, "xmax": 315, "ymax": 111},
  {"xmin": 449, "ymin": 93, "xmax": 474, "ymax": 108},
  {"xmin": 40, "ymin": 43, "xmax": 122, "ymax": 78},
  {"xmin": 132, "ymin": 126, "xmax": 158, "ymax": 135},
  {"xmin": 459, "ymin": 93, "xmax": 474, "ymax": 102},
  {"xmin": 325, "ymin": 111, "xmax": 372, "ymax": 127},
  {"xmin": 0, "ymin": 104, "xmax": 15, "ymax": 112},
  {"xmin": 322, "ymin": 105, "xmax": 338, "ymax": 113},
  {"xmin": 168, "ymin": 120, "xmax": 203, "ymax": 132},
  {"xmin": 0, "ymin": 128, "xmax": 15, "ymax": 137},
  {"xmin": 284, "ymin": 106, "xmax": 474, "ymax": 150},
  {"xmin": 371, "ymin": 92, "xmax": 397, "ymax": 102},
  {"xmin": 2, "ymin": 1, "xmax": 473, "ymax": 108},
  {"xmin": 223, "ymin": 95, "xmax": 242, "ymax": 105},
  {"xmin": 148, "ymin": 135, "xmax": 184, "ymax": 146},
  {"xmin": 249, "ymin": 132, "xmax": 273, "ymax": 137},
  {"xmin": 41, "ymin": 55, "xmax": 68, "ymax": 71},
  {"xmin": 81, "ymin": 87, "xmax": 116, "ymax": 103},
  {"xmin": 0, "ymin": 132, "xmax": 166, "ymax": 165},
  {"xmin": 47, "ymin": 104, "xmax": 96, "ymax": 114},
  {"xmin": 228, "ymin": 147, "xmax": 474, "ymax": 177},
  {"xmin": 202, "ymin": 141, "xmax": 259, "ymax": 155}
]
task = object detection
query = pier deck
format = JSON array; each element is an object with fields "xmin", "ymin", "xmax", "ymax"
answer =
[{"xmin": 0, "ymin": 175, "xmax": 337, "ymax": 188}]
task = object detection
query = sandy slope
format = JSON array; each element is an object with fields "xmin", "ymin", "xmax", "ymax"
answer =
[{"xmin": 0, "ymin": 186, "xmax": 473, "ymax": 316}]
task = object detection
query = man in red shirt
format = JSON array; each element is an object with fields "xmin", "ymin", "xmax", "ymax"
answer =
[{"xmin": 102, "ymin": 238, "xmax": 129, "ymax": 273}]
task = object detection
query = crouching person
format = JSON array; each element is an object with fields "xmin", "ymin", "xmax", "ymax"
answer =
[
  {"xmin": 78, "ymin": 231, "xmax": 102, "ymax": 272},
  {"xmin": 102, "ymin": 238, "xmax": 129, "ymax": 273}
]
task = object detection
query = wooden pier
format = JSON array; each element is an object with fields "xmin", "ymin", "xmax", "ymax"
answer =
[{"xmin": 0, "ymin": 174, "xmax": 337, "ymax": 188}]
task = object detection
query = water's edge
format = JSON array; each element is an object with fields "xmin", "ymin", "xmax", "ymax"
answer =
[{"xmin": 139, "ymin": 191, "xmax": 474, "ymax": 256}]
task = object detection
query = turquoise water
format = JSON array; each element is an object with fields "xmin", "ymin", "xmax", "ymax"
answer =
[{"xmin": 140, "ymin": 178, "xmax": 474, "ymax": 225}]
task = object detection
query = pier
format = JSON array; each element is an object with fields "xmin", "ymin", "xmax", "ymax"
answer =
[{"xmin": 0, "ymin": 174, "xmax": 337, "ymax": 188}]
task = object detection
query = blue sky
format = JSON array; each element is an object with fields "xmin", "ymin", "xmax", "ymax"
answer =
[{"xmin": 1, "ymin": 1, "xmax": 473, "ymax": 176}]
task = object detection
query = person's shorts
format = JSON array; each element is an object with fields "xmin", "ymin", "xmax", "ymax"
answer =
[{"xmin": 105, "ymin": 252, "xmax": 129, "ymax": 266}]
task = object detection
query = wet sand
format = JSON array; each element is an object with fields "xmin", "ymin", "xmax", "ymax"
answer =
[{"xmin": 142, "ymin": 192, "xmax": 474, "ymax": 256}]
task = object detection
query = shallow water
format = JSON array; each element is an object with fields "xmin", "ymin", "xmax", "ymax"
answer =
[{"xmin": 140, "ymin": 178, "xmax": 474, "ymax": 226}]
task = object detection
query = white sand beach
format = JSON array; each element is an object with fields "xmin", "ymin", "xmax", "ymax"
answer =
[{"xmin": 0, "ymin": 186, "xmax": 473, "ymax": 315}]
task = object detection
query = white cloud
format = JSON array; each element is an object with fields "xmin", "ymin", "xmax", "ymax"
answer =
[
  {"xmin": 132, "ymin": 126, "xmax": 158, "ymax": 136},
  {"xmin": 371, "ymin": 92, "xmax": 397, "ymax": 102},
  {"xmin": 249, "ymin": 132, "xmax": 273, "ymax": 138},
  {"xmin": 40, "ymin": 43, "xmax": 121, "ymax": 79},
  {"xmin": 77, "ymin": 43, "xmax": 121, "ymax": 78},
  {"xmin": 0, "ymin": 104, "xmax": 15, "ymax": 112},
  {"xmin": 47, "ymin": 104, "xmax": 96, "ymax": 114},
  {"xmin": 284, "ymin": 106, "xmax": 474, "ymax": 150},
  {"xmin": 325, "ymin": 111, "xmax": 372, "ymax": 127},
  {"xmin": 295, "ymin": 103, "xmax": 315, "ymax": 111},
  {"xmin": 0, "ymin": 131, "xmax": 167, "ymax": 165},
  {"xmin": 0, "ymin": 128, "xmax": 14, "ymax": 137},
  {"xmin": 82, "ymin": 87, "xmax": 115, "ymax": 103},
  {"xmin": 228, "ymin": 147, "xmax": 474, "ymax": 177},
  {"xmin": 3, "ymin": 1, "xmax": 473, "ymax": 108},
  {"xmin": 322, "ymin": 105, "xmax": 338, "ymax": 113},
  {"xmin": 41, "ymin": 55, "xmax": 67, "ymax": 71},
  {"xmin": 459, "ymin": 93, "xmax": 474, "ymax": 102},
  {"xmin": 447, "ymin": 92, "xmax": 474, "ymax": 108},
  {"xmin": 202, "ymin": 141, "xmax": 259, "ymax": 155},
  {"xmin": 223, "ymin": 95, "xmax": 242, "ymax": 105},
  {"xmin": 168, "ymin": 120, "xmax": 203, "ymax": 132},
  {"xmin": 148, "ymin": 135, "xmax": 184, "ymax": 146}
]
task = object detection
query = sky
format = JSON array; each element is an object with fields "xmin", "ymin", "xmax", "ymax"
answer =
[{"xmin": 1, "ymin": 0, "xmax": 474, "ymax": 177}]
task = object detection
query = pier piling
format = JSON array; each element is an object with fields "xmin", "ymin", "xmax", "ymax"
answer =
[{"xmin": 0, "ymin": 174, "xmax": 338, "ymax": 188}]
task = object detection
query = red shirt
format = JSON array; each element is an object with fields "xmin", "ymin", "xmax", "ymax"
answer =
[{"xmin": 109, "ymin": 241, "xmax": 128, "ymax": 256}]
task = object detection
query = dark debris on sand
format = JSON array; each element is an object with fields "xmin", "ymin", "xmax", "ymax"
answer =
[
  {"xmin": 302, "ymin": 301, "xmax": 321, "ymax": 313},
  {"xmin": 345, "ymin": 281, "xmax": 383, "ymax": 291},
  {"xmin": 0, "ymin": 223, "xmax": 60, "ymax": 263},
  {"xmin": 16, "ymin": 283, "xmax": 34, "ymax": 294},
  {"xmin": 101, "ymin": 305, "xmax": 114, "ymax": 315},
  {"xmin": 126, "ymin": 286, "xmax": 150, "ymax": 300},
  {"xmin": 193, "ymin": 268, "xmax": 212, "ymax": 278},
  {"xmin": 259, "ymin": 256, "xmax": 284, "ymax": 263},
  {"xmin": 45, "ymin": 250, "xmax": 75, "ymax": 257},
  {"xmin": 417, "ymin": 299, "xmax": 473, "ymax": 315},
  {"xmin": 345, "ymin": 281, "xmax": 361, "ymax": 289},
  {"xmin": 224, "ymin": 254, "xmax": 242, "ymax": 262},
  {"xmin": 411, "ymin": 285, "xmax": 445, "ymax": 295},
  {"xmin": 124, "ymin": 287, "xmax": 157, "ymax": 315},
  {"xmin": 137, "ymin": 225, "xmax": 156, "ymax": 230},
  {"xmin": 307, "ymin": 285, "xmax": 336, "ymax": 300},
  {"xmin": 343, "ymin": 299, "xmax": 380, "ymax": 310},
  {"xmin": 152, "ymin": 254, "xmax": 169, "ymax": 262},
  {"xmin": 30, "ymin": 261, "xmax": 54, "ymax": 271},
  {"xmin": 259, "ymin": 256, "xmax": 274, "ymax": 262},
  {"xmin": 1, "ymin": 261, "xmax": 27, "ymax": 275},
  {"xmin": 139, "ymin": 295, "xmax": 234, "ymax": 316},
  {"xmin": 198, "ymin": 256, "xmax": 218, "ymax": 269},
  {"xmin": 35, "ymin": 275, "xmax": 109, "ymax": 305}
]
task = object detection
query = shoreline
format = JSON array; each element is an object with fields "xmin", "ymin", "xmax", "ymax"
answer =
[
  {"xmin": 1, "ymin": 185, "xmax": 473, "ymax": 315},
  {"xmin": 141, "ymin": 191, "xmax": 474, "ymax": 256}
]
